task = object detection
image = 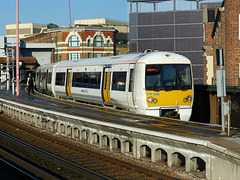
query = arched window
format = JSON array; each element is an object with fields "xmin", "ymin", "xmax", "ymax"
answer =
[
  {"xmin": 87, "ymin": 39, "xmax": 91, "ymax": 47},
  {"xmin": 107, "ymin": 40, "xmax": 110, "ymax": 47},
  {"xmin": 93, "ymin": 35, "xmax": 103, "ymax": 47},
  {"xmin": 68, "ymin": 35, "xmax": 80, "ymax": 47}
]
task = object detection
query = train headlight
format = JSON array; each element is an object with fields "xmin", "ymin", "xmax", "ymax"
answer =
[
  {"xmin": 184, "ymin": 95, "xmax": 192, "ymax": 102},
  {"xmin": 147, "ymin": 97, "xmax": 158, "ymax": 103},
  {"xmin": 148, "ymin": 97, "xmax": 154, "ymax": 103}
]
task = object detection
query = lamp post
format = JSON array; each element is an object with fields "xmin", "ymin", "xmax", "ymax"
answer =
[
  {"xmin": 69, "ymin": 0, "xmax": 72, "ymax": 26},
  {"xmin": 12, "ymin": 43, "xmax": 15, "ymax": 94},
  {"xmin": 16, "ymin": 0, "xmax": 20, "ymax": 96}
]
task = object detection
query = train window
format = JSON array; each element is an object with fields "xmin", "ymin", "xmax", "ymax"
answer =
[
  {"xmin": 82, "ymin": 72, "xmax": 89, "ymax": 87},
  {"xmin": 72, "ymin": 72, "xmax": 101, "ymax": 89},
  {"xmin": 55, "ymin": 72, "xmax": 65, "ymax": 86},
  {"xmin": 37, "ymin": 71, "xmax": 41, "ymax": 85},
  {"xmin": 47, "ymin": 72, "xmax": 52, "ymax": 84},
  {"xmin": 129, "ymin": 69, "xmax": 134, "ymax": 92},
  {"xmin": 89, "ymin": 72, "xmax": 100, "ymax": 88},
  {"xmin": 72, "ymin": 72, "xmax": 83, "ymax": 87},
  {"xmin": 40, "ymin": 72, "xmax": 45, "ymax": 81},
  {"xmin": 112, "ymin": 72, "xmax": 127, "ymax": 91}
]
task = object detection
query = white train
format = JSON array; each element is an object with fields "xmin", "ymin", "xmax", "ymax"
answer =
[{"xmin": 35, "ymin": 51, "xmax": 194, "ymax": 121}]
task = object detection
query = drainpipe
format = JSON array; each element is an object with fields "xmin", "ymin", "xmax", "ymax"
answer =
[
  {"xmin": 55, "ymin": 36, "xmax": 58, "ymax": 62},
  {"xmin": 82, "ymin": 31, "xmax": 83, "ymax": 59}
]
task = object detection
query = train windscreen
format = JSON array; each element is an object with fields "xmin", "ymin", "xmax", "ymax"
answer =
[{"xmin": 145, "ymin": 64, "xmax": 192, "ymax": 91}]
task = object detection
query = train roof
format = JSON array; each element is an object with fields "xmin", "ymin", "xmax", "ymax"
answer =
[{"xmin": 38, "ymin": 51, "xmax": 191, "ymax": 69}]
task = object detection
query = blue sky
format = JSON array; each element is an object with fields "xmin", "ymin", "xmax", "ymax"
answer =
[
  {"xmin": 0, "ymin": 0, "xmax": 223, "ymax": 37},
  {"xmin": 0, "ymin": 0, "xmax": 128, "ymax": 36}
]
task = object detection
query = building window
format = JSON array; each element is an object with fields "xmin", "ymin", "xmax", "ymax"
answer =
[
  {"xmin": 94, "ymin": 53, "xmax": 103, "ymax": 58},
  {"xmin": 68, "ymin": 35, "xmax": 80, "ymax": 47},
  {"xmin": 107, "ymin": 40, "xmax": 110, "ymax": 47},
  {"xmin": 69, "ymin": 53, "xmax": 80, "ymax": 60},
  {"xmin": 87, "ymin": 39, "xmax": 91, "ymax": 47},
  {"xmin": 94, "ymin": 35, "xmax": 103, "ymax": 47},
  {"xmin": 88, "ymin": 53, "xmax": 91, "ymax": 58}
]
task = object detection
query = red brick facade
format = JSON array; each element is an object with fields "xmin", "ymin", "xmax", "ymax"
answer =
[
  {"xmin": 23, "ymin": 27, "xmax": 116, "ymax": 62},
  {"xmin": 204, "ymin": 0, "xmax": 240, "ymax": 87}
]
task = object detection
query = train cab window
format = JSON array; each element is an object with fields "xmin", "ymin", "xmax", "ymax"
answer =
[
  {"xmin": 55, "ymin": 72, "xmax": 65, "ymax": 86},
  {"xmin": 112, "ymin": 72, "xmax": 127, "ymax": 91},
  {"xmin": 145, "ymin": 64, "xmax": 191, "ymax": 91},
  {"xmin": 47, "ymin": 72, "xmax": 52, "ymax": 84},
  {"xmin": 146, "ymin": 66, "xmax": 162, "ymax": 91}
]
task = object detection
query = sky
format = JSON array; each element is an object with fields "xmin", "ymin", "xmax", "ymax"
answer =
[
  {"xmin": 0, "ymin": 0, "xmax": 223, "ymax": 37},
  {"xmin": 0, "ymin": 0, "xmax": 128, "ymax": 36}
]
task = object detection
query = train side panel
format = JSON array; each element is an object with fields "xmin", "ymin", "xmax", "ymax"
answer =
[
  {"xmin": 70, "ymin": 66, "xmax": 103, "ymax": 104},
  {"xmin": 109, "ymin": 64, "xmax": 130, "ymax": 108},
  {"xmin": 54, "ymin": 67, "xmax": 67, "ymax": 97}
]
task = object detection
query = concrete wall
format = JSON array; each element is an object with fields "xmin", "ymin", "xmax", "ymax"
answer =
[{"xmin": 0, "ymin": 97, "xmax": 240, "ymax": 179}]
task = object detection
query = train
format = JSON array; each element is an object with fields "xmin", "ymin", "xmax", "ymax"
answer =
[{"xmin": 35, "ymin": 50, "xmax": 194, "ymax": 121}]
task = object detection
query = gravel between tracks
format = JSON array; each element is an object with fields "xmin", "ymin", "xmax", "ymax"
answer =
[{"xmin": 6, "ymin": 116, "xmax": 206, "ymax": 180}]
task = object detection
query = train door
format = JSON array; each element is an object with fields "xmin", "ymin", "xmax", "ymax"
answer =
[
  {"xmin": 127, "ymin": 65, "xmax": 135, "ymax": 109},
  {"xmin": 37, "ymin": 70, "xmax": 41, "ymax": 88},
  {"xmin": 66, "ymin": 69, "xmax": 72, "ymax": 97},
  {"xmin": 102, "ymin": 67, "xmax": 112, "ymax": 104}
]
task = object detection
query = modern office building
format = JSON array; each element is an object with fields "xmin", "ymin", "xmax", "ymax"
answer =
[{"xmin": 127, "ymin": 0, "xmax": 222, "ymax": 84}]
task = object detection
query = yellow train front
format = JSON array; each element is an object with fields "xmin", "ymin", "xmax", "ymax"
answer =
[
  {"xmin": 133, "ymin": 52, "xmax": 193, "ymax": 121},
  {"xmin": 36, "ymin": 51, "xmax": 193, "ymax": 121}
]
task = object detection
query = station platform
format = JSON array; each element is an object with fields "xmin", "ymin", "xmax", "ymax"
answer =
[
  {"xmin": 0, "ymin": 86, "xmax": 240, "ymax": 179},
  {"xmin": 0, "ymin": 86, "xmax": 239, "ymax": 138}
]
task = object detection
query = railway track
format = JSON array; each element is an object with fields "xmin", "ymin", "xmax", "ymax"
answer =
[{"xmin": 0, "ymin": 114, "xmax": 176, "ymax": 180}]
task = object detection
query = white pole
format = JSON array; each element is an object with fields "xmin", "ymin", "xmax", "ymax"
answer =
[
  {"xmin": 16, "ymin": 0, "xmax": 20, "ymax": 96},
  {"xmin": 12, "ymin": 44, "xmax": 15, "ymax": 94},
  {"xmin": 6, "ymin": 50, "xmax": 9, "ymax": 90}
]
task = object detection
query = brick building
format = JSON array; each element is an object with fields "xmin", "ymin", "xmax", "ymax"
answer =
[
  {"xmin": 202, "ymin": 0, "xmax": 240, "ymax": 127},
  {"xmin": 203, "ymin": 0, "xmax": 240, "ymax": 87},
  {"xmin": 23, "ymin": 26, "xmax": 117, "ymax": 63}
]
